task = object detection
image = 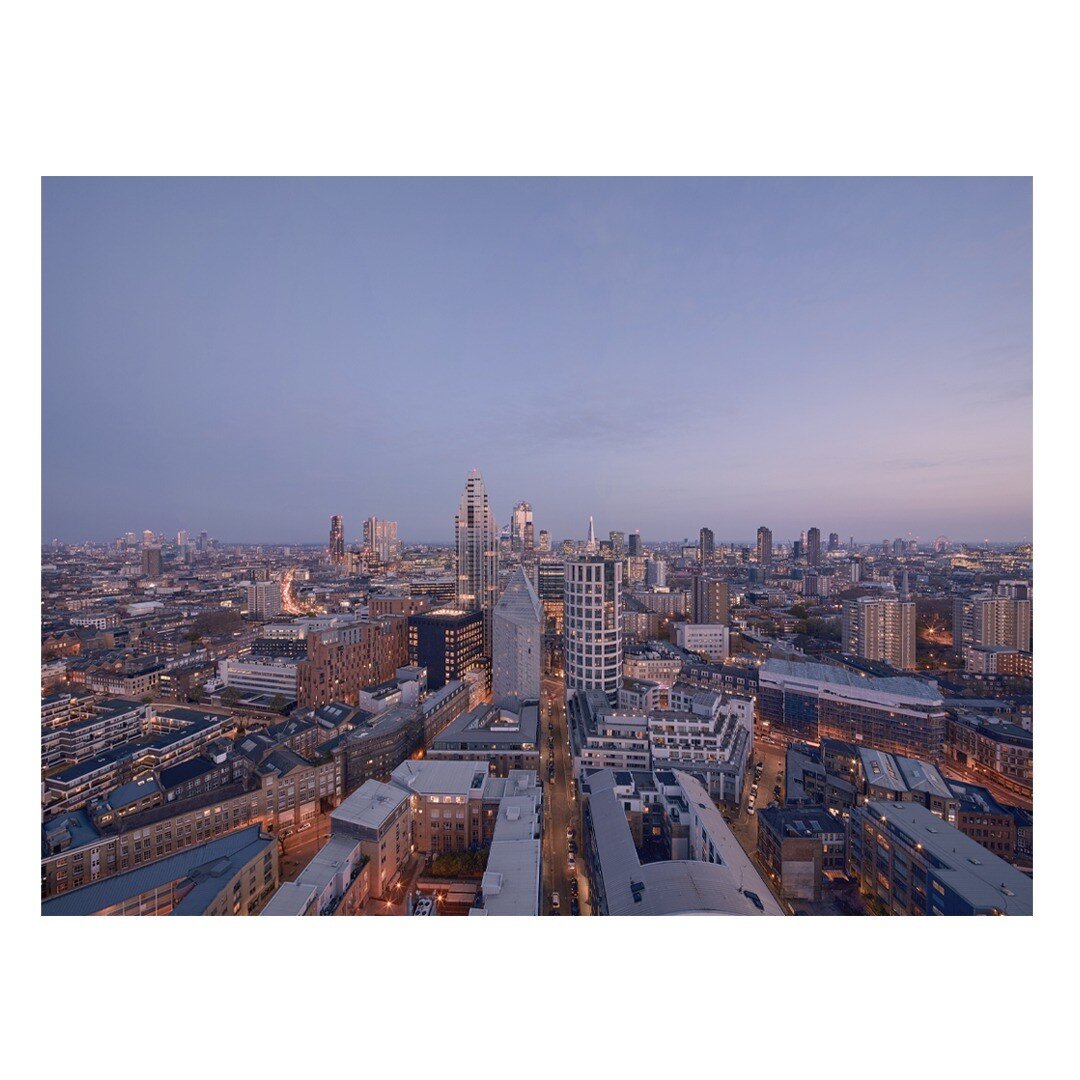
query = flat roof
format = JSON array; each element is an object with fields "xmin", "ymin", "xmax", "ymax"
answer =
[
  {"xmin": 474, "ymin": 794, "xmax": 542, "ymax": 916},
  {"xmin": 331, "ymin": 780, "xmax": 409, "ymax": 831},
  {"xmin": 260, "ymin": 881, "xmax": 317, "ymax": 916},
  {"xmin": 761, "ymin": 658, "xmax": 942, "ymax": 704},
  {"xmin": 430, "ymin": 701, "xmax": 540, "ymax": 747},
  {"xmin": 390, "ymin": 758, "xmax": 488, "ymax": 796}
]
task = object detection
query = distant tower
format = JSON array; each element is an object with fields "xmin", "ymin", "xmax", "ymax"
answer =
[
  {"xmin": 585, "ymin": 516, "xmax": 598, "ymax": 554},
  {"xmin": 329, "ymin": 515, "xmax": 345, "ymax": 565},
  {"xmin": 511, "ymin": 501, "xmax": 534, "ymax": 555},
  {"xmin": 628, "ymin": 531, "xmax": 643, "ymax": 557},
  {"xmin": 538, "ymin": 529, "xmax": 551, "ymax": 553},
  {"xmin": 141, "ymin": 546, "xmax": 162, "ymax": 578},
  {"xmin": 807, "ymin": 527, "xmax": 821, "ymax": 567},
  {"xmin": 756, "ymin": 526, "xmax": 773, "ymax": 565},
  {"xmin": 455, "ymin": 469, "xmax": 499, "ymax": 653},
  {"xmin": 699, "ymin": 526, "xmax": 715, "ymax": 564}
]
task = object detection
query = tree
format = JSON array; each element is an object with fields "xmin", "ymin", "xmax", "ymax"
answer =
[
  {"xmin": 220, "ymin": 685, "xmax": 242, "ymax": 707},
  {"xmin": 270, "ymin": 694, "xmax": 287, "ymax": 713}
]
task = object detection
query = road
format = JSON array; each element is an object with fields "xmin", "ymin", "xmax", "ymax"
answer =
[
  {"xmin": 540, "ymin": 670, "xmax": 588, "ymax": 915},
  {"xmin": 277, "ymin": 811, "xmax": 331, "ymax": 880},
  {"xmin": 279, "ymin": 567, "xmax": 305, "ymax": 615},
  {"xmin": 726, "ymin": 739, "xmax": 787, "ymax": 875}
]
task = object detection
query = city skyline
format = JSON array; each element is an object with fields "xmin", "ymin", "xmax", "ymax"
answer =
[{"xmin": 43, "ymin": 177, "xmax": 1031, "ymax": 543}]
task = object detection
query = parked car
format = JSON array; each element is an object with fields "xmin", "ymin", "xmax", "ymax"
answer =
[
  {"xmin": 551, "ymin": 892, "xmax": 560, "ymax": 909},
  {"xmin": 568, "ymin": 878, "xmax": 579, "ymax": 896},
  {"xmin": 567, "ymin": 852, "xmax": 576, "ymax": 869},
  {"xmin": 570, "ymin": 898, "xmax": 580, "ymax": 915}
]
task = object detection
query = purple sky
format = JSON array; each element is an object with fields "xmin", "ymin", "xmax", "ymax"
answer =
[{"xmin": 42, "ymin": 177, "xmax": 1031, "ymax": 545}]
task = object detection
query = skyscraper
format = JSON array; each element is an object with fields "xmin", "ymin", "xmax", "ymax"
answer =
[
  {"xmin": 608, "ymin": 531, "xmax": 625, "ymax": 556},
  {"xmin": 329, "ymin": 515, "xmax": 345, "ymax": 565},
  {"xmin": 841, "ymin": 596, "xmax": 916, "ymax": 671},
  {"xmin": 807, "ymin": 527, "xmax": 821, "ymax": 567},
  {"xmin": 491, "ymin": 566, "xmax": 543, "ymax": 710},
  {"xmin": 828, "ymin": 532, "xmax": 840, "ymax": 552},
  {"xmin": 538, "ymin": 529, "xmax": 551, "ymax": 553},
  {"xmin": 585, "ymin": 516, "xmax": 598, "ymax": 554},
  {"xmin": 699, "ymin": 526, "xmax": 715, "ymax": 564},
  {"xmin": 564, "ymin": 556, "xmax": 622, "ymax": 703},
  {"xmin": 455, "ymin": 469, "xmax": 499, "ymax": 653},
  {"xmin": 363, "ymin": 516, "xmax": 398, "ymax": 563},
  {"xmin": 141, "ymin": 546, "xmax": 162, "ymax": 578},
  {"xmin": 510, "ymin": 501, "xmax": 534, "ymax": 555},
  {"xmin": 756, "ymin": 526, "xmax": 773, "ymax": 565}
]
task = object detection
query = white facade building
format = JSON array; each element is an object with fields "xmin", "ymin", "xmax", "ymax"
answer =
[
  {"xmin": 218, "ymin": 656, "xmax": 299, "ymax": 700},
  {"xmin": 564, "ymin": 556, "xmax": 622, "ymax": 703},
  {"xmin": 674, "ymin": 622, "xmax": 730, "ymax": 662},
  {"xmin": 650, "ymin": 685, "xmax": 754, "ymax": 804}
]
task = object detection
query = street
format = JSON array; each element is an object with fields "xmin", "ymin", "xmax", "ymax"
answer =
[
  {"xmin": 540, "ymin": 670, "xmax": 589, "ymax": 914},
  {"xmin": 727, "ymin": 739, "xmax": 787, "ymax": 861},
  {"xmin": 277, "ymin": 811, "xmax": 331, "ymax": 880}
]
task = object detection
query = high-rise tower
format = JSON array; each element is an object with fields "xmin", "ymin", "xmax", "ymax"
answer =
[
  {"xmin": 329, "ymin": 515, "xmax": 345, "ymax": 565},
  {"xmin": 510, "ymin": 501, "xmax": 534, "ymax": 555},
  {"xmin": 585, "ymin": 516, "xmax": 598, "ymax": 554},
  {"xmin": 756, "ymin": 526, "xmax": 773, "ymax": 565},
  {"xmin": 455, "ymin": 469, "xmax": 499, "ymax": 653},
  {"xmin": 564, "ymin": 555, "xmax": 622, "ymax": 703},
  {"xmin": 699, "ymin": 526, "xmax": 715, "ymax": 564}
]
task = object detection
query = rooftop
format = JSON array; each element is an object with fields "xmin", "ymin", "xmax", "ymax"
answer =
[
  {"xmin": 389, "ymin": 758, "xmax": 489, "ymax": 796},
  {"xmin": 42, "ymin": 825, "xmax": 273, "ymax": 916},
  {"xmin": 761, "ymin": 658, "xmax": 943, "ymax": 704},
  {"xmin": 863, "ymin": 800, "xmax": 1033, "ymax": 915},
  {"xmin": 331, "ymin": 780, "xmax": 410, "ymax": 832}
]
